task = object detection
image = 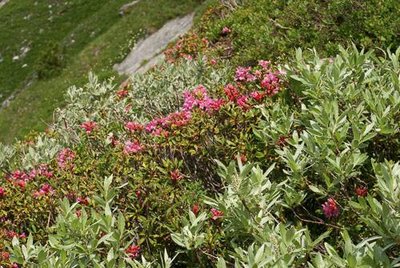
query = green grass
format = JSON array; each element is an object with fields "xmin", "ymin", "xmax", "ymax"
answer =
[{"xmin": 0, "ymin": 0, "xmax": 205, "ymax": 144}]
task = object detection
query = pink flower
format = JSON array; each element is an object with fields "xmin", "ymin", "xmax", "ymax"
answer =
[
  {"xmin": 236, "ymin": 95, "xmax": 250, "ymax": 110},
  {"xmin": 192, "ymin": 204, "xmax": 200, "ymax": 216},
  {"xmin": 123, "ymin": 140, "xmax": 143, "ymax": 154},
  {"xmin": 210, "ymin": 208, "xmax": 223, "ymax": 221},
  {"xmin": 165, "ymin": 111, "xmax": 191, "ymax": 127},
  {"xmin": 170, "ymin": 169, "xmax": 183, "ymax": 182},
  {"xmin": 117, "ymin": 89, "xmax": 129, "ymax": 99},
  {"xmin": 235, "ymin": 67, "xmax": 256, "ymax": 82},
  {"xmin": 124, "ymin": 122, "xmax": 143, "ymax": 132},
  {"xmin": 57, "ymin": 148, "xmax": 75, "ymax": 169},
  {"xmin": 355, "ymin": 186, "xmax": 368, "ymax": 197},
  {"xmin": 39, "ymin": 165, "xmax": 54, "ymax": 178},
  {"xmin": 322, "ymin": 198, "xmax": 340, "ymax": 219},
  {"xmin": 33, "ymin": 183, "xmax": 54, "ymax": 198},
  {"xmin": 207, "ymin": 98, "xmax": 225, "ymax": 111},
  {"xmin": 126, "ymin": 245, "xmax": 140, "ymax": 259},
  {"xmin": 1, "ymin": 251, "xmax": 10, "ymax": 260},
  {"xmin": 258, "ymin": 60, "xmax": 270, "ymax": 69},
  {"xmin": 250, "ymin": 91, "xmax": 266, "ymax": 102},
  {"xmin": 80, "ymin": 121, "xmax": 97, "ymax": 134},
  {"xmin": 221, "ymin": 26, "xmax": 231, "ymax": 35},
  {"xmin": 77, "ymin": 196, "xmax": 90, "ymax": 206},
  {"xmin": 210, "ymin": 59, "xmax": 217, "ymax": 65},
  {"xmin": 0, "ymin": 187, "xmax": 5, "ymax": 198},
  {"xmin": 224, "ymin": 84, "xmax": 240, "ymax": 101},
  {"xmin": 261, "ymin": 73, "xmax": 281, "ymax": 96},
  {"xmin": 16, "ymin": 180, "xmax": 26, "ymax": 189}
]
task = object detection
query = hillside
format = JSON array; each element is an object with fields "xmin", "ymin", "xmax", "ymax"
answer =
[
  {"xmin": 0, "ymin": 0, "xmax": 204, "ymax": 143},
  {"xmin": 1, "ymin": 0, "xmax": 400, "ymax": 267}
]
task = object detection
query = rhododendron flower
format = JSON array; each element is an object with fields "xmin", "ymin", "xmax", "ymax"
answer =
[
  {"xmin": 124, "ymin": 140, "xmax": 143, "ymax": 154},
  {"xmin": 81, "ymin": 121, "xmax": 97, "ymax": 134},
  {"xmin": 11, "ymin": 263, "xmax": 19, "ymax": 268},
  {"xmin": 355, "ymin": 186, "xmax": 368, "ymax": 197},
  {"xmin": 165, "ymin": 111, "xmax": 191, "ymax": 127},
  {"xmin": 151, "ymin": 128, "xmax": 169, "ymax": 137},
  {"xmin": 210, "ymin": 208, "xmax": 223, "ymax": 221},
  {"xmin": 221, "ymin": 26, "xmax": 231, "ymax": 35},
  {"xmin": 77, "ymin": 196, "xmax": 90, "ymax": 206},
  {"xmin": 16, "ymin": 180, "xmax": 26, "ymax": 189},
  {"xmin": 124, "ymin": 121, "xmax": 143, "ymax": 132},
  {"xmin": 236, "ymin": 95, "xmax": 250, "ymax": 110},
  {"xmin": 183, "ymin": 85, "xmax": 223, "ymax": 112},
  {"xmin": 0, "ymin": 187, "xmax": 5, "ymax": 198},
  {"xmin": 1, "ymin": 251, "xmax": 10, "ymax": 260},
  {"xmin": 11, "ymin": 170, "xmax": 26, "ymax": 180},
  {"xmin": 37, "ymin": 164, "xmax": 53, "ymax": 178},
  {"xmin": 33, "ymin": 183, "xmax": 54, "ymax": 198},
  {"xmin": 322, "ymin": 198, "xmax": 340, "ymax": 219},
  {"xmin": 57, "ymin": 148, "xmax": 75, "ymax": 169},
  {"xmin": 28, "ymin": 169, "xmax": 38, "ymax": 180},
  {"xmin": 183, "ymin": 54, "xmax": 193, "ymax": 60},
  {"xmin": 261, "ymin": 73, "xmax": 280, "ymax": 96},
  {"xmin": 170, "ymin": 169, "xmax": 183, "ymax": 182},
  {"xmin": 258, "ymin": 60, "xmax": 270, "ymax": 69},
  {"xmin": 250, "ymin": 91, "xmax": 266, "ymax": 102},
  {"xmin": 224, "ymin": 84, "xmax": 240, "ymax": 101},
  {"xmin": 126, "ymin": 245, "xmax": 140, "ymax": 259},
  {"xmin": 135, "ymin": 190, "xmax": 141, "ymax": 198},
  {"xmin": 235, "ymin": 67, "xmax": 256, "ymax": 82},
  {"xmin": 210, "ymin": 59, "xmax": 217, "ymax": 65},
  {"xmin": 208, "ymin": 98, "xmax": 225, "ymax": 111},
  {"xmin": 117, "ymin": 89, "xmax": 129, "ymax": 99},
  {"xmin": 192, "ymin": 204, "xmax": 200, "ymax": 216}
]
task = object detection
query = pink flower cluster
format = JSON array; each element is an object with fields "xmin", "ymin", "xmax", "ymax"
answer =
[
  {"xmin": 33, "ymin": 183, "xmax": 54, "ymax": 198},
  {"xmin": 4, "ymin": 230, "xmax": 26, "ymax": 240},
  {"xmin": 125, "ymin": 122, "xmax": 144, "ymax": 133},
  {"xmin": 123, "ymin": 140, "xmax": 143, "ymax": 154},
  {"xmin": 145, "ymin": 111, "xmax": 192, "ymax": 137},
  {"xmin": 117, "ymin": 89, "xmax": 129, "ymax": 99},
  {"xmin": 210, "ymin": 208, "xmax": 224, "ymax": 221},
  {"xmin": 261, "ymin": 72, "xmax": 281, "ymax": 96},
  {"xmin": 77, "ymin": 196, "xmax": 90, "ymax": 205},
  {"xmin": 235, "ymin": 67, "xmax": 256, "ymax": 82},
  {"xmin": 126, "ymin": 244, "xmax": 140, "ymax": 259},
  {"xmin": 182, "ymin": 85, "xmax": 225, "ymax": 112},
  {"xmin": 222, "ymin": 26, "xmax": 232, "ymax": 35},
  {"xmin": 170, "ymin": 169, "xmax": 183, "ymax": 182},
  {"xmin": 5, "ymin": 164, "xmax": 54, "ymax": 190},
  {"xmin": 322, "ymin": 198, "xmax": 340, "ymax": 219},
  {"xmin": 0, "ymin": 187, "xmax": 5, "ymax": 198},
  {"xmin": 57, "ymin": 148, "xmax": 75, "ymax": 169},
  {"xmin": 81, "ymin": 121, "xmax": 97, "ymax": 134}
]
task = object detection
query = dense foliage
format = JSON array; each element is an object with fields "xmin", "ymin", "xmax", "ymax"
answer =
[{"xmin": 1, "ymin": 0, "xmax": 400, "ymax": 267}]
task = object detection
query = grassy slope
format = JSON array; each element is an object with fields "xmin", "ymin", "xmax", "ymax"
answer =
[
  {"xmin": 0, "ymin": 0, "xmax": 204, "ymax": 144},
  {"xmin": 0, "ymin": 0, "xmax": 127, "ymax": 101}
]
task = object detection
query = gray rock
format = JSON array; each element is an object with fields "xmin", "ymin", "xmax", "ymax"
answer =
[{"xmin": 114, "ymin": 13, "xmax": 194, "ymax": 75}]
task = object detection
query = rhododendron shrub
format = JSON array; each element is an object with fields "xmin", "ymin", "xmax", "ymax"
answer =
[
  {"xmin": 2, "ymin": 47, "xmax": 400, "ymax": 266},
  {"xmin": 0, "ymin": 58, "xmax": 283, "ymax": 264}
]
